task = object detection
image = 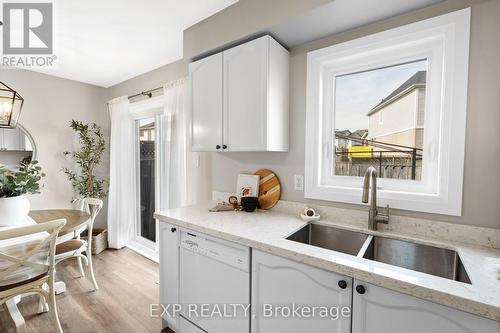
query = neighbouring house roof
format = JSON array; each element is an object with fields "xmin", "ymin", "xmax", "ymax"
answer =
[
  {"xmin": 351, "ymin": 129, "xmax": 368, "ymax": 139},
  {"xmin": 366, "ymin": 70, "xmax": 426, "ymax": 116},
  {"xmin": 335, "ymin": 129, "xmax": 368, "ymax": 143},
  {"xmin": 335, "ymin": 130, "xmax": 352, "ymax": 137},
  {"xmin": 335, "ymin": 129, "xmax": 368, "ymax": 138}
]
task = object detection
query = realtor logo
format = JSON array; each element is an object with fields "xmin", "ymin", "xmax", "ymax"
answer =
[
  {"xmin": 0, "ymin": 2, "xmax": 56, "ymax": 67},
  {"xmin": 2, "ymin": 2, "xmax": 53, "ymax": 54}
]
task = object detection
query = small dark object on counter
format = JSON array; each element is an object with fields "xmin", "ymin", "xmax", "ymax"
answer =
[{"xmin": 241, "ymin": 196, "xmax": 259, "ymax": 212}]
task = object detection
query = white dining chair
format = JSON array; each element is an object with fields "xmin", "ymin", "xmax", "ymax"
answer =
[
  {"xmin": 54, "ymin": 198, "xmax": 102, "ymax": 291},
  {"xmin": 0, "ymin": 219, "xmax": 66, "ymax": 333}
]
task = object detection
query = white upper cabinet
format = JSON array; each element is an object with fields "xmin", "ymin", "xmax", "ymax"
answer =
[
  {"xmin": 352, "ymin": 280, "xmax": 500, "ymax": 333},
  {"xmin": 189, "ymin": 53, "xmax": 223, "ymax": 152},
  {"xmin": 190, "ymin": 35, "xmax": 289, "ymax": 152}
]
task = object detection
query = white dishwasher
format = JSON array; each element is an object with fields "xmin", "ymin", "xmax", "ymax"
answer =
[{"xmin": 179, "ymin": 229, "xmax": 251, "ymax": 333}]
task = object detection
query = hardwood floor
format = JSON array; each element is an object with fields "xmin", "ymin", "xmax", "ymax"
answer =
[{"xmin": 0, "ymin": 248, "xmax": 164, "ymax": 333}]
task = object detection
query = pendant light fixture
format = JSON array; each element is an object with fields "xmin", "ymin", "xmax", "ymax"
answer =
[{"xmin": 0, "ymin": 82, "xmax": 24, "ymax": 129}]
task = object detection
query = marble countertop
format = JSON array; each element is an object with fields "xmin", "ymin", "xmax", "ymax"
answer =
[{"xmin": 155, "ymin": 201, "xmax": 500, "ymax": 322}]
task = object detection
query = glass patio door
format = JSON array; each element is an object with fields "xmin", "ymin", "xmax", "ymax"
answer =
[
  {"xmin": 137, "ymin": 117, "xmax": 157, "ymax": 243},
  {"xmin": 132, "ymin": 115, "xmax": 162, "ymax": 256}
]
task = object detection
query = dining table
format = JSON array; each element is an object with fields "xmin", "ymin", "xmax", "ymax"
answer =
[
  {"xmin": 29, "ymin": 209, "xmax": 91, "ymax": 243},
  {"xmin": 1, "ymin": 209, "xmax": 91, "ymax": 333}
]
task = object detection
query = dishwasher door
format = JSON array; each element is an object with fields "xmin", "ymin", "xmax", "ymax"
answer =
[
  {"xmin": 179, "ymin": 230, "xmax": 250, "ymax": 333},
  {"xmin": 180, "ymin": 316, "xmax": 208, "ymax": 333}
]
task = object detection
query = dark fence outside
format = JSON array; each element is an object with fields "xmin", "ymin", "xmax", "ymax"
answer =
[{"xmin": 335, "ymin": 134, "xmax": 423, "ymax": 180}]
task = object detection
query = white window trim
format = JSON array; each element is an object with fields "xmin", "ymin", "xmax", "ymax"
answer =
[{"xmin": 305, "ymin": 9, "xmax": 470, "ymax": 216}]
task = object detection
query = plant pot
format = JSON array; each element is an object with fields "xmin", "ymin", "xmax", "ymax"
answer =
[{"xmin": 0, "ymin": 195, "xmax": 31, "ymax": 227}]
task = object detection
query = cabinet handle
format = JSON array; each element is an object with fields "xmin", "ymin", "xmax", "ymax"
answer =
[
  {"xmin": 222, "ymin": 145, "xmax": 227, "ymax": 150},
  {"xmin": 171, "ymin": 227, "xmax": 177, "ymax": 233},
  {"xmin": 338, "ymin": 280, "xmax": 347, "ymax": 289},
  {"xmin": 216, "ymin": 145, "xmax": 221, "ymax": 150},
  {"xmin": 356, "ymin": 285, "xmax": 366, "ymax": 294}
]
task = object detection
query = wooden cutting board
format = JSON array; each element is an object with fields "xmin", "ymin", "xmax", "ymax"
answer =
[{"xmin": 254, "ymin": 169, "xmax": 281, "ymax": 209}]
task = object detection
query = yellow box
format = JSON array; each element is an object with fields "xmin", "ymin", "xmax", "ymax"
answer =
[{"xmin": 348, "ymin": 146, "xmax": 373, "ymax": 158}]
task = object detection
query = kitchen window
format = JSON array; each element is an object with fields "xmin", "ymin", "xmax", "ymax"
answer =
[{"xmin": 305, "ymin": 9, "xmax": 470, "ymax": 215}]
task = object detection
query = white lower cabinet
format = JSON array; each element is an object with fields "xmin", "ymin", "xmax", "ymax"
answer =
[
  {"xmin": 352, "ymin": 280, "xmax": 500, "ymax": 333},
  {"xmin": 251, "ymin": 250, "xmax": 352, "ymax": 333},
  {"xmin": 159, "ymin": 223, "xmax": 180, "ymax": 331},
  {"xmin": 160, "ymin": 229, "xmax": 499, "ymax": 333}
]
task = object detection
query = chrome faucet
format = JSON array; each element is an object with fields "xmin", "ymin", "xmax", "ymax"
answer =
[{"xmin": 362, "ymin": 166, "xmax": 389, "ymax": 230}]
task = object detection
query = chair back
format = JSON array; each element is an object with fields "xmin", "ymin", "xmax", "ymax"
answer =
[
  {"xmin": 83, "ymin": 198, "xmax": 103, "ymax": 235},
  {"xmin": 0, "ymin": 219, "xmax": 66, "ymax": 293}
]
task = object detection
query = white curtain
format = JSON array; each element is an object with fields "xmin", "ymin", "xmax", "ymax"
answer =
[
  {"xmin": 162, "ymin": 79, "xmax": 211, "ymax": 210},
  {"xmin": 163, "ymin": 79, "xmax": 189, "ymax": 209},
  {"xmin": 107, "ymin": 96, "xmax": 136, "ymax": 249}
]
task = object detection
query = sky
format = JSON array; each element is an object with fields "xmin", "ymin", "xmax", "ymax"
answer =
[{"xmin": 334, "ymin": 59, "xmax": 427, "ymax": 132}]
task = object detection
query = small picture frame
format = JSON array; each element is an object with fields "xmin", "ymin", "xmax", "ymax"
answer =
[{"xmin": 236, "ymin": 174, "xmax": 260, "ymax": 198}]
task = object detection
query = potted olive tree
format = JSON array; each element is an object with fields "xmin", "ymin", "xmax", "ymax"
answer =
[
  {"xmin": 63, "ymin": 120, "xmax": 109, "ymax": 254},
  {"xmin": 0, "ymin": 161, "xmax": 45, "ymax": 226},
  {"xmin": 63, "ymin": 120, "xmax": 109, "ymax": 207}
]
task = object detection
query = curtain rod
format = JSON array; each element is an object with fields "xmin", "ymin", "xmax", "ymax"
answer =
[
  {"xmin": 127, "ymin": 77, "xmax": 188, "ymax": 100},
  {"xmin": 128, "ymin": 86, "xmax": 162, "ymax": 100}
]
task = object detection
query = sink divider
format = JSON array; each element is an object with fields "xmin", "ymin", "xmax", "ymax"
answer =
[{"xmin": 357, "ymin": 234, "xmax": 374, "ymax": 258}]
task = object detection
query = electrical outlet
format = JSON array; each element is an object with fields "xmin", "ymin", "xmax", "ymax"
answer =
[{"xmin": 294, "ymin": 174, "xmax": 304, "ymax": 191}]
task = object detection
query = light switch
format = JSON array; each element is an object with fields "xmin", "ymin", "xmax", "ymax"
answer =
[
  {"xmin": 294, "ymin": 174, "xmax": 304, "ymax": 191},
  {"xmin": 195, "ymin": 153, "xmax": 200, "ymax": 168}
]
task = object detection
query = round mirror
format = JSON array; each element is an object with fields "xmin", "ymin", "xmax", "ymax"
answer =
[{"xmin": 0, "ymin": 124, "xmax": 36, "ymax": 169}]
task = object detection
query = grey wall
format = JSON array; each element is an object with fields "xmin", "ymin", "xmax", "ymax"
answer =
[
  {"xmin": 0, "ymin": 69, "xmax": 110, "ymax": 228},
  {"xmin": 211, "ymin": 0, "xmax": 500, "ymax": 230},
  {"xmin": 183, "ymin": 0, "xmax": 333, "ymax": 59},
  {"xmin": 106, "ymin": 59, "xmax": 188, "ymax": 99}
]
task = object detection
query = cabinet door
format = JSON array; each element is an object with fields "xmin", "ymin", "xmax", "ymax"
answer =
[
  {"xmin": 190, "ymin": 53, "xmax": 223, "ymax": 152},
  {"xmin": 2, "ymin": 128, "xmax": 21, "ymax": 150},
  {"xmin": 223, "ymin": 36, "xmax": 268, "ymax": 151},
  {"xmin": 159, "ymin": 223, "xmax": 180, "ymax": 331},
  {"xmin": 180, "ymin": 316, "xmax": 208, "ymax": 333},
  {"xmin": 352, "ymin": 280, "xmax": 500, "ymax": 333},
  {"xmin": 252, "ymin": 250, "xmax": 352, "ymax": 333}
]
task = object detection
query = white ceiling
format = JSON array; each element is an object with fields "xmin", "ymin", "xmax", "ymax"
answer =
[{"xmin": 32, "ymin": 0, "xmax": 238, "ymax": 87}]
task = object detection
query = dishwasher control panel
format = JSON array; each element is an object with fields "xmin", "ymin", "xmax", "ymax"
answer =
[{"xmin": 180, "ymin": 230, "xmax": 250, "ymax": 272}]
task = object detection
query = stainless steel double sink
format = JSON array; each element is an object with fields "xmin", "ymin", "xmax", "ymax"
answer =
[{"xmin": 286, "ymin": 223, "xmax": 471, "ymax": 284}]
